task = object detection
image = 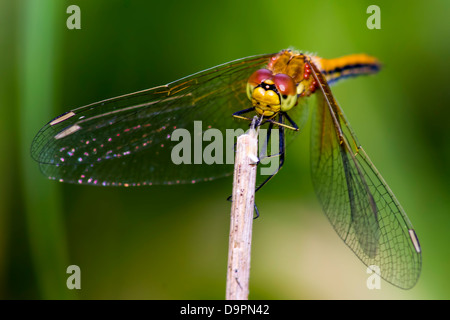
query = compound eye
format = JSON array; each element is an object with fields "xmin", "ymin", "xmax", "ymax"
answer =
[
  {"xmin": 273, "ymin": 73, "xmax": 296, "ymax": 96},
  {"xmin": 248, "ymin": 69, "xmax": 273, "ymax": 86}
]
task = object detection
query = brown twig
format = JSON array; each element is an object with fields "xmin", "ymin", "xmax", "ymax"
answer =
[{"xmin": 226, "ymin": 118, "xmax": 258, "ymax": 300}]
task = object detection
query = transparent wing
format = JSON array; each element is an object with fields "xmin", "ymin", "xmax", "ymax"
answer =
[
  {"xmin": 309, "ymin": 61, "xmax": 422, "ymax": 289},
  {"xmin": 31, "ymin": 53, "xmax": 274, "ymax": 186}
]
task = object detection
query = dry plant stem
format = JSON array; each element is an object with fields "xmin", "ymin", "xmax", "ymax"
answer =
[{"xmin": 226, "ymin": 121, "xmax": 258, "ymax": 300}]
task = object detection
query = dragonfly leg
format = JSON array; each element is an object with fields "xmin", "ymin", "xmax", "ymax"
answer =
[
  {"xmin": 255, "ymin": 113, "xmax": 286, "ymax": 193},
  {"xmin": 232, "ymin": 107, "xmax": 256, "ymax": 122},
  {"xmin": 264, "ymin": 112, "xmax": 299, "ymax": 131},
  {"xmin": 283, "ymin": 112, "xmax": 300, "ymax": 131},
  {"xmin": 228, "ymin": 111, "xmax": 292, "ymax": 217},
  {"xmin": 258, "ymin": 111, "xmax": 298, "ymax": 160},
  {"xmin": 254, "ymin": 203, "xmax": 260, "ymax": 219}
]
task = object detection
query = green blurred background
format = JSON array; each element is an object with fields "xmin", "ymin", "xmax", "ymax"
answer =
[{"xmin": 1, "ymin": 0, "xmax": 449, "ymax": 299}]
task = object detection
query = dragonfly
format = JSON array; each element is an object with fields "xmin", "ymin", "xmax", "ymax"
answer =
[{"xmin": 31, "ymin": 49, "xmax": 422, "ymax": 289}]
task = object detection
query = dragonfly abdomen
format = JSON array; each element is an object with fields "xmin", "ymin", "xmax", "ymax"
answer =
[{"xmin": 316, "ymin": 54, "xmax": 381, "ymax": 85}]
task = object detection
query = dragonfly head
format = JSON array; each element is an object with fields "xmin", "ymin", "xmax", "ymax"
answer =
[{"xmin": 247, "ymin": 69, "xmax": 298, "ymax": 117}]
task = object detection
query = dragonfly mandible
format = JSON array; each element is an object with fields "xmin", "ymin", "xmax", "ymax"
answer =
[{"xmin": 31, "ymin": 49, "xmax": 422, "ymax": 289}]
